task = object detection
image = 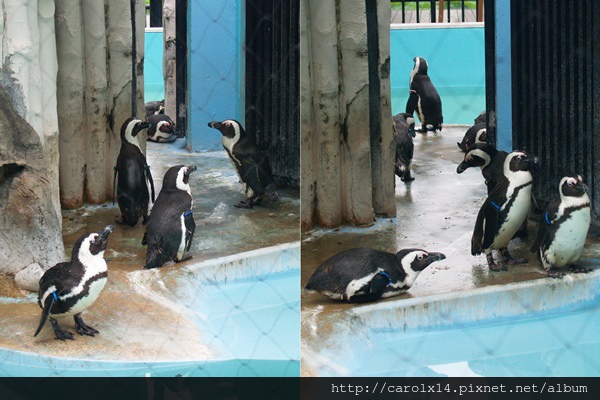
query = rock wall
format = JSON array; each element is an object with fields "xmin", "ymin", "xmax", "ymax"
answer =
[
  {"xmin": 163, "ymin": 0, "xmax": 176, "ymax": 120},
  {"xmin": 0, "ymin": 0, "xmax": 64, "ymax": 276},
  {"xmin": 300, "ymin": 0, "xmax": 394, "ymax": 230}
]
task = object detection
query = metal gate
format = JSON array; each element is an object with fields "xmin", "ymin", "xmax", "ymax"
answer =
[
  {"xmin": 510, "ymin": 0, "xmax": 600, "ymax": 222},
  {"xmin": 245, "ymin": 0, "xmax": 300, "ymax": 186}
]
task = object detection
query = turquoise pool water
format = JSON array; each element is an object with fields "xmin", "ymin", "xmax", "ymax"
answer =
[
  {"xmin": 331, "ymin": 300, "xmax": 600, "ymax": 377},
  {"xmin": 391, "ymin": 86, "xmax": 485, "ymax": 125}
]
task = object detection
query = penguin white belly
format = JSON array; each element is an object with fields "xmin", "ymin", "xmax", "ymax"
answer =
[
  {"xmin": 493, "ymin": 186, "xmax": 531, "ymax": 249},
  {"xmin": 544, "ymin": 209, "xmax": 590, "ymax": 267},
  {"xmin": 59, "ymin": 277, "xmax": 107, "ymax": 318},
  {"xmin": 345, "ymin": 271, "xmax": 379, "ymax": 299}
]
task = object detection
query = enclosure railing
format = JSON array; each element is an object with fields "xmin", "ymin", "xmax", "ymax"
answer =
[{"xmin": 391, "ymin": 0, "xmax": 484, "ymax": 24}]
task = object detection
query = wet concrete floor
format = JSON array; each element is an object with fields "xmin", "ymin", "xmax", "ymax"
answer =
[
  {"xmin": 0, "ymin": 138, "xmax": 299, "ymax": 362},
  {"xmin": 301, "ymin": 126, "xmax": 600, "ymax": 375}
]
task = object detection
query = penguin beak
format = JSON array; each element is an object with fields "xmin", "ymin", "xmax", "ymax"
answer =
[
  {"xmin": 427, "ymin": 252, "xmax": 446, "ymax": 262},
  {"xmin": 99, "ymin": 225, "xmax": 115, "ymax": 240},
  {"xmin": 208, "ymin": 121, "xmax": 222, "ymax": 130},
  {"xmin": 456, "ymin": 162, "xmax": 467, "ymax": 174},
  {"xmin": 527, "ymin": 156, "xmax": 541, "ymax": 171},
  {"xmin": 187, "ymin": 165, "xmax": 197, "ymax": 173}
]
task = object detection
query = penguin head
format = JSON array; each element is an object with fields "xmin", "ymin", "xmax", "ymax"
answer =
[
  {"xmin": 208, "ymin": 119, "xmax": 246, "ymax": 140},
  {"xmin": 121, "ymin": 117, "xmax": 150, "ymax": 145},
  {"xmin": 505, "ymin": 151, "xmax": 540, "ymax": 175},
  {"xmin": 162, "ymin": 165, "xmax": 197, "ymax": 193},
  {"xmin": 457, "ymin": 144, "xmax": 496, "ymax": 173},
  {"xmin": 412, "ymin": 56, "xmax": 428, "ymax": 75},
  {"xmin": 396, "ymin": 249, "xmax": 446, "ymax": 272},
  {"xmin": 560, "ymin": 175, "xmax": 589, "ymax": 198},
  {"xmin": 73, "ymin": 225, "xmax": 114, "ymax": 264}
]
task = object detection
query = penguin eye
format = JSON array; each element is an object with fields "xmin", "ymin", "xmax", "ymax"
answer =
[
  {"xmin": 417, "ymin": 253, "xmax": 424, "ymax": 261},
  {"xmin": 516, "ymin": 155, "xmax": 523, "ymax": 161},
  {"xmin": 567, "ymin": 180, "xmax": 574, "ymax": 186}
]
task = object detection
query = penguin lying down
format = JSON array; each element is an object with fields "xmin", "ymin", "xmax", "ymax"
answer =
[
  {"xmin": 34, "ymin": 225, "xmax": 114, "ymax": 341},
  {"xmin": 305, "ymin": 248, "xmax": 446, "ymax": 303}
]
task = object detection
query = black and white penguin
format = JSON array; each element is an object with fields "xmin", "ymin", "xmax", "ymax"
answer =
[
  {"xmin": 143, "ymin": 165, "xmax": 197, "ymax": 269},
  {"xmin": 34, "ymin": 225, "xmax": 114, "ymax": 341},
  {"xmin": 147, "ymin": 114, "xmax": 177, "ymax": 143},
  {"xmin": 145, "ymin": 100, "xmax": 164, "ymax": 118},
  {"xmin": 457, "ymin": 123, "xmax": 487, "ymax": 153},
  {"xmin": 530, "ymin": 175, "xmax": 592, "ymax": 278},
  {"xmin": 474, "ymin": 110, "xmax": 486, "ymax": 125},
  {"xmin": 305, "ymin": 248, "xmax": 446, "ymax": 303},
  {"xmin": 471, "ymin": 151, "xmax": 540, "ymax": 271},
  {"xmin": 207, "ymin": 119, "xmax": 278, "ymax": 208},
  {"xmin": 456, "ymin": 143, "xmax": 507, "ymax": 195},
  {"xmin": 408, "ymin": 56, "xmax": 443, "ymax": 132},
  {"xmin": 113, "ymin": 117, "xmax": 155, "ymax": 227},
  {"xmin": 393, "ymin": 112, "xmax": 416, "ymax": 182}
]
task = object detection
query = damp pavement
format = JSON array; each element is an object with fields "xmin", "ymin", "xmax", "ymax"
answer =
[
  {"xmin": 301, "ymin": 125, "xmax": 600, "ymax": 376},
  {"xmin": 0, "ymin": 138, "xmax": 299, "ymax": 364}
]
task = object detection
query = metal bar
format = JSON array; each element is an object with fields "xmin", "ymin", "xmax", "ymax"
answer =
[
  {"xmin": 416, "ymin": 1, "xmax": 420, "ymax": 23},
  {"xmin": 150, "ymin": 0, "xmax": 163, "ymax": 27},
  {"xmin": 462, "ymin": 0, "xmax": 466, "ymax": 22},
  {"xmin": 402, "ymin": 1, "xmax": 405, "ymax": 23},
  {"xmin": 484, "ymin": 0, "xmax": 496, "ymax": 145},
  {"xmin": 130, "ymin": 0, "xmax": 136, "ymax": 116},
  {"xmin": 430, "ymin": 0, "xmax": 436, "ymax": 22},
  {"xmin": 175, "ymin": 0, "xmax": 187, "ymax": 138}
]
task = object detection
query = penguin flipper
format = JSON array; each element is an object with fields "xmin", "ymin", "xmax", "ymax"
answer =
[
  {"xmin": 112, "ymin": 166, "xmax": 118, "ymax": 206},
  {"xmin": 530, "ymin": 198, "xmax": 559, "ymax": 252},
  {"xmin": 34, "ymin": 294, "xmax": 55, "ymax": 337},
  {"xmin": 481, "ymin": 200, "xmax": 502, "ymax": 250},
  {"xmin": 471, "ymin": 206, "xmax": 486, "ymax": 255},
  {"xmin": 183, "ymin": 211, "xmax": 196, "ymax": 253},
  {"xmin": 348, "ymin": 273, "xmax": 389, "ymax": 303},
  {"xmin": 145, "ymin": 165, "xmax": 156, "ymax": 203}
]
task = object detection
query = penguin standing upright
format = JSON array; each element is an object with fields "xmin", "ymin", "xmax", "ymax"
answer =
[
  {"xmin": 34, "ymin": 225, "xmax": 115, "ymax": 341},
  {"xmin": 305, "ymin": 248, "xmax": 446, "ymax": 303},
  {"xmin": 456, "ymin": 143, "xmax": 508, "ymax": 195},
  {"xmin": 408, "ymin": 56, "xmax": 443, "ymax": 132},
  {"xmin": 471, "ymin": 151, "xmax": 540, "ymax": 271},
  {"xmin": 147, "ymin": 114, "xmax": 177, "ymax": 143},
  {"xmin": 457, "ymin": 123, "xmax": 487, "ymax": 153},
  {"xmin": 143, "ymin": 165, "xmax": 197, "ymax": 269},
  {"xmin": 530, "ymin": 175, "xmax": 592, "ymax": 278},
  {"xmin": 114, "ymin": 117, "xmax": 155, "ymax": 227},
  {"xmin": 208, "ymin": 119, "xmax": 278, "ymax": 208},
  {"xmin": 392, "ymin": 112, "xmax": 416, "ymax": 182}
]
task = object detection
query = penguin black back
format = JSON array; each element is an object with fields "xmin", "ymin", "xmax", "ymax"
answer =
[
  {"xmin": 114, "ymin": 117, "xmax": 154, "ymax": 227},
  {"xmin": 143, "ymin": 164, "xmax": 197, "ymax": 269},
  {"xmin": 409, "ymin": 57, "xmax": 443, "ymax": 132},
  {"xmin": 208, "ymin": 119, "xmax": 278, "ymax": 208},
  {"xmin": 392, "ymin": 112, "xmax": 416, "ymax": 182}
]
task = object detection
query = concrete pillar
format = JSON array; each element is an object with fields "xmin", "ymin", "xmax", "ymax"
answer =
[
  {"xmin": 163, "ymin": 0, "xmax": 176, "ymax": 119},
  {"xmin": 301, "ymin": 0, "xmax": 394, "ymax": 230}
]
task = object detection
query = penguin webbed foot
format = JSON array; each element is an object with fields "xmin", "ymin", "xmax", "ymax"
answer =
[
  {"xmin": 547, "ymin": 268, "xmax": 565, "ymax": 279},
  {"xmin": 487, "ymin": 253, "xmax": 507, "ymax": 271},
  {"xmin": 500, "ymin": 248, "xmax": 527, "ymax": 265},
  {"xmin": 569, "ymin": 264, "xmax": 592, "ymax": 274},
  {"xmin": 234, "ymin": 199, "xmax": 254, "ymax": 209},
  {"xmin": 74, "ymin": 314, "xmax": 99, "ymax": 337},
  {"xmin": 51, "ymin": 318, "xmax": 74, "ymax": 341}
]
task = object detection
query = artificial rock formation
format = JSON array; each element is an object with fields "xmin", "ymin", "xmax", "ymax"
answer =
[{"xmin": 301, "ymin": 0, "xmax": 395, "ymax": 230}]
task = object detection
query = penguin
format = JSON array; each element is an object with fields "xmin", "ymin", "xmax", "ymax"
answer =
[
  {"xmin": 393, "ymin": 112, "xmax": 416, "ymax": 182},
  {"xmin": 147, "ymin": 114, "xmax": 177, "ymax": 143},
  {"xmin": 408, "ymin": 56, "xmax": 443, "ymax": 132},
  {"xmin": 457, "ymin": 123, "xmax": 487, "ymax": 153},
  {"xmin": 34, "ymin": 225, "xmax": 114, "ymax": 341},
  {"xmin": 207, "ymin": 119, "xmax": 278, "ymax": 208},
  {"xmin": 530, "ymin": 175, "xmax": 592, "ymax": 278},
  {"xmin": 142, "ymin": 164, "xmax": 197, "ymax": 269},
  {"xmin": 113, "ymin": 117, "xmax": 155, "ymax": 227},
  {"xmin": 456, "ymin": 143, "xmax": 508, "ymax": 195},
  {"xmin": 471, "ymin": 151, "xmax": 540, "ymax": 271},
  {"xmin": 474, "ymin": 110, "xmax": 486, "ymax": 124},
  {"xmin": 305, "ymin": 248, "xmax": 446, "ymax": 303},
  {"xmin": 145, "ymin": 100, "xmax": 164, "ymax": 117}
]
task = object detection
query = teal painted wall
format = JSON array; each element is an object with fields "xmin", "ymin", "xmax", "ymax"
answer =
[
  {"xmin": 188, "ymin": 0, "xmax": 243, "ymax": 151},
  {"xmin": 144, "ymin": 29, "xmax": 165, "ymax": 103},
  {"xmin": 390, "ymin": 26, "xmax": 485, "ymax": 125}
]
